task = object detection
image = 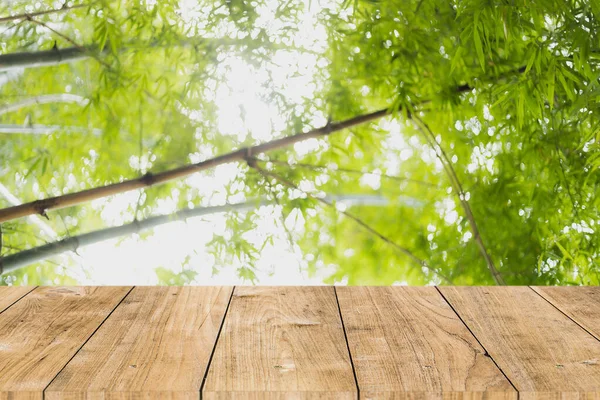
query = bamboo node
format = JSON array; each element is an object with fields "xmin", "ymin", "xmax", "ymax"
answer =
[
  {"xmin": 244, "ymin": 148, "xmax": 257, "ymax": 169},
  {"xmin": 141, "ymin": 172, "xmax": 155, "ymax": 186},
  {"xmin": 322, "ymin": 117, "xmax": 333, "ymax": 135},
  {"xmin": 32, "ymin": 200, "xmax": 51, "ymax": 220}
]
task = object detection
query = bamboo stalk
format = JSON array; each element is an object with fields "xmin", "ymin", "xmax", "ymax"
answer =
[
  {"xmin": 0, "ymin": 108, "xmax": 389, "ymax": 223},
  {"xmin": 0, "ymin": 47, "xmax": 90, "ymax": 70},
  {"xmin": 0, "ymin": 194, "xmax": 392, "ymax": 274},
  {"xmin": 0, "ymin": 183, "xmax": 57, "ymax": 239},
  {"xmin": 0, "ymin": 37, "xmax": 318, "ymax": 72}
]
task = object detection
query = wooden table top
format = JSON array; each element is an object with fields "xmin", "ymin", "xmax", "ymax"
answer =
[{"xmin": 0, "ymin": 286, "xmax": 599, "ymax": 399}]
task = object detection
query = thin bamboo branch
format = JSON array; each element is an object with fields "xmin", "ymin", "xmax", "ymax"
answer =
[
  {"xmin": 0, "ymin": 124, "xmax": 102, "ymax": 135},
  {"xmin": 411, "ymin": 116, "xmax": 505, "ymax": 285},
  {"xmin": 0, "ymin": 194, "xmax": 391, "ymax": 274},
  {"xmin": 266, "ymin": 159, "xmax": 441, "ymax": 188},
  {"xmin": 249, "ymin": 159, "xmax": 454, "ymax": 285},
  {"xmin": 0, "ymin": 3, "xmax": 89, "ymax": 23},
  {"xmin": 0, "ymin": 94, "xmax": 88, "ymax": 116}
]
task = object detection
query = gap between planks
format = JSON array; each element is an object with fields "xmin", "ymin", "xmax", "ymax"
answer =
[
  {"xmin": 0, "ymin": 286, "xmax": 37, "ymax": 315},
  {"xmin": 333, "ymin": 286, "xmax": 360, "ymax": 399},
  {"xmin": 199, "ymin": 286, "xmax": 236, "ymax": 399},
  {"xmin": 530, "ymin": 286, "xmax": 600, "ymax": 343},
  {"xmin": 42, "ymin": 286, "xmax": 136, "ymax": 397},
  {"xmin": 202, "ymin": 286, "xmax": 358, "ymax": 398},
  {"xmin": 435, "ymin": 286, "xmax": 519, "ymax": 393},
  {"xmin": 0, "ymin": 286, "xmax": 133, "ymax": 400},
  {"xmin": 439, "ymin": 286, "xmax": 600, "ymax": 399},
  {"xmin": 44, "ymin": 286, "xmax": 233, "ymax": 400}
]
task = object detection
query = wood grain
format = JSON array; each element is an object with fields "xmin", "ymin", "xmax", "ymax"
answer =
[
  {"xmin": 0, "ymin": 286, "xmax": 35, "ymax": 313},
  {"xmin": 203, "ymin": 286, "xmax": 356, "ymax": 399},
  {"xmin": 532, "ymin": 286, "xmax": 600, "ymax": 341},
  {"xmin": 336, "ymin": 287, "xmax": 515, "ymax": 400},
  {"xmin": 45, "ymin": 286, "xmax": 233, "ymax": 400},
  {"xmin": 0, "ymin": 286, "xmax": 131, "ymax": 400},
  {"xmin": 439, "ymin": 287, "xmax": 600, "ymax": 400}
]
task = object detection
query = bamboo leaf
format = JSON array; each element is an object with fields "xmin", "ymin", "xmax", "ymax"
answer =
[
  {"xmin": 473, "ymin": 25, "xmax": 486, "ymax": 71},
  {"xmin": 548, "ymin": 60, "xmax": 556, "ymax": 109}
]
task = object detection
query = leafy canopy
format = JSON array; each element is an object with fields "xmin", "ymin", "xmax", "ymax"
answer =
[{"xmin": 0, "ymin": 0, "xmax": 598, "ymax": 285}]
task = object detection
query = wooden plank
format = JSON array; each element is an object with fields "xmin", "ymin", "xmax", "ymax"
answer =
[
  {"xmin": 203, "ymin": 286, "xmax": 356, "ymax": 399},
  {"xmin": 532, "ymin": 286, "xmax": 600, "ymax": 341},
  {"xmin": 0, "ymin": 286, "xmax": 35, "ymax": 313},
  {"xmin": 439, "ymin": 287, "xmax": 600, "ymax": 400},
  {"xmin": 336, "ymin": 287, "xmax": 516, "ymax": 400},
  {"xmin": 45, "ymin": 286, "xmax": 233, "ymax": 400},
  {"xmin": 0, "ymin": 286, "xmax": 131, "ymax": 400}
]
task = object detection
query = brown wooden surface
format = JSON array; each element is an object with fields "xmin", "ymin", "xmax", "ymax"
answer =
[
  {"xmin": 0, "ymin": 287, "xmax": 131, "ymax": 400},
  {"xmin": 1, "ymin": 286, "xmax": 600, "ymax": 399},
  {"xmin": 45, "ymin": 286, "xmax": 233, "ymax": 400},
  {"xmin": 532, "ymin": 286, "xmax": 600, "ymax": 341},
  {"xmin": 203, "ymin": 286, "xmax": 357, "ymax": 399},
  {"xmin": 0, "ymin": 286, "xmax": 35, "ymax": 313},
  {"xmin": 439, "ymin": 286, "xmax": 600, "ymax": 400},
  {"xmin": 337, "ymin": 287, "xmax": 516, "ymax": 399}
]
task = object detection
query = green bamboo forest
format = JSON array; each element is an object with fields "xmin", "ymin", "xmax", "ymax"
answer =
[{"xmin": 0, "ymin": 0, "xmax": 598, "ymax": 285}]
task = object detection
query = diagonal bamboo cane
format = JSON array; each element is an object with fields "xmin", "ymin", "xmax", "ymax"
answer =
[
  {"xmin": 0, "ymin": 194, "xmax": 393, "ymax": 274},
  {"xmin": 0, "ymin": 107, "xmax": 390, "ymax": 223}
]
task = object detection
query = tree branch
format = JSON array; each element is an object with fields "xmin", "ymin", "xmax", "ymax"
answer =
[
  {"xmin": 411, "ymin": 116, "xmax": 505, "ymax": 285},
  {"xmin": 0, "ymin": 194, "xmax": 391, "ymax": 274},
  {"xmin": 248, "ymin": 159, "xmax": 454, "ymax": 284}
]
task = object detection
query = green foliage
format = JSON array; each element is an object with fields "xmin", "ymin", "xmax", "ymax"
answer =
[{"xmin": 0, "ymin": 0, "xmax": 598, "ymax": 285}]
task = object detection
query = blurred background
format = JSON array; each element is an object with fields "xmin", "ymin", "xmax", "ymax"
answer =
[{"xmin": 0, "ymin": 0, "xmax": 598, "ymax": 285}]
